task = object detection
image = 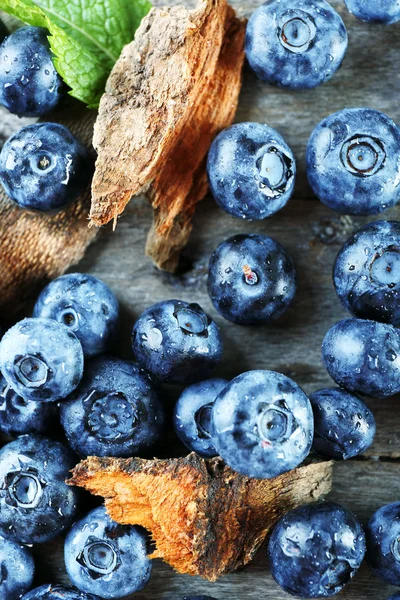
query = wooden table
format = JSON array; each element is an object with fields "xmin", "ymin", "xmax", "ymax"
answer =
[{"xmin": 1, "ymin": 0, "xmax": 400, "ymax": 598}]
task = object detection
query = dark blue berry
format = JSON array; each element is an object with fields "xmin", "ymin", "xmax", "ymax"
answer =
[
  {"xmin": 60, "ymin": 356, "xmax": 165, "ymax": 458},
  {"xmin": 212, "ymin": 370, "xmax": 313, "ymax": 479},
  {"xmin": 307, "ymin": 108, "xmax": 400, "ymax": 215},
  {"xmin": 0, "ymin": 535, "xmax": 35, "ymax": 599},
  {"xmin": 388, "ymin": 595, "xmax": 400, "ymax": 600},
  {"xmin": 0, "ymin": 27, "xmax": 63, "ymax": 117},
  {"xmin": 34, "ymin": 273, "xmax": 119, "ymax": 358},
  {"xmin": 366, "ymin": 502, "xmax": 400, "ymax": 585},
  {"xmin": 207, "ymin": 122, "xmax": 296, "ymax": 220},
  {"xmin": 207, "ymin": 233, "xmax": 296, "ymax": 325},
  {"xmin": 268, "ymin": 502, "xmax": 366, "ymax": 597},
  {"xmin": 132, "ymin": 300, "xmax": 223, "ymax": 384},
  {"xmin": 322, "ymin": 318, "xmax": 400, "ymax": 398},
  {"xmin": 0, "ymin": 372, "xmax": 58, "ymax": 436},
  {"xmin": 310, "ymin": 387, "xmax": 376, "ymax": 460},
  {"xmin": 245, "ymin": 0, "xmax": 347, "ymax": 90},
  {"xmin": 173, "ymin": 378, "xmax": 228, "ymax": 457},
  {"xmin": 345, "ymin": 0, "xmax": 400, "ymax": 23},
  {"xmin": 22, "ymin": 584, "xmax": 100, "ymax": 599},
  {"xmin": 0, "ymin": 317, "xmax": 84, "ymax": 402},
  {"xmin": 64, "ymin": 506, "xmax": 152, "ymax": 599},
  {"xmin": 333, "ymin": 221, "xmax": 400, "ymax": 326},
  {"xmin": 0, "ymin": 435, "xmax": 80, "ymax": 544},
  {"xmin": 0, "ymin": 123, "xmax": 91, "ymax": 212}
]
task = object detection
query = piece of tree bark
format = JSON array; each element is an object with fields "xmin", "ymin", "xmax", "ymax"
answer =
[
  {"xmin": 90, "ymin": 0, "xmax": 246, "ymax": 271},
  {"xmin": 70, "ymin": 453, "xmax": 333, "ymax": 581}
]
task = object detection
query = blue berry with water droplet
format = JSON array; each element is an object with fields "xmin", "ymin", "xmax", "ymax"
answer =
[
  {"xmin": 207, "ymin": 233, "xmax": 296, "ymax": 325},
  {"xmin": 307, "ymin": 108, "xmax": 400, "ymax": 215},
  {"xmin": 322, "ymin": 318, "xmax": 400, "ymax": 398},
  {"xmin": 0, "ymin": 318, "xmax": 84, "ymax": 402},
  {"xmin": 245, "ymin": 0, "xmax": 348, "ymax": 90},
  {"xmin": 345, "ymin": 0, "xmax": 400, "ymax": 24},
  {"xmin": 366, "ymin": 502, "xmax": 400, "ymax": 585},
  {"xmin": 64, "ymin": 506, "xmax": 152, "ymax": 599},
  {"xmin": 268, "ymin": 502, "xmax": 365, "ymax": 597},
  {"xmin": 22, "ymin": 584, "xmax": 100, "ymax": 599},
  {"xmin": 333, "ymin": 221, "xmax": 400, "ymax": 326},
  {"xmin": 173, "ymin": 378, "xmax": 228, "ymax": 457},
  {"xmin": 34, "ymin": 273, "xmax": 120, "ymax": 358},
  {"xmin": 212, "ymin": 370, "xmax": 313, "ymax": 479},
  {"xmin": 0, "ymin": 26, "xmax": 63, "ymax": 117},
  {"xmin": 207, "ymin": 122, "xmax": 296, "ymax": 220},
  {"xmin": 310, "ymin": 387, "xmax": 376, "ymax": 460},
  {"xmin": 0, "ymin": 123, "xmax": 92, "ymax": 212},
  {"xmin": 132, "ymin": 300, "xmax": 223, "ymax": 384},
  {"xmin": 0, "ymin": 535, "xmax": 35, "ymax": 599},
  {"xmin": 60, "ymin": 356, "xmax": 165, "ymax": 458},
  {"xmin": 0, "ymin": 435, "xmax": 80, "ymax": 544}
]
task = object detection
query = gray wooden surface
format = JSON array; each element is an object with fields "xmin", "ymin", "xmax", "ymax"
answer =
[{"xmin": 1, "ymin": 0, "xmax": 400, "ymax": 598}]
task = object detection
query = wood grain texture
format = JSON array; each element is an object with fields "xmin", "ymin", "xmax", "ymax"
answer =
[{"xmin": 0, "ymin": 0, "xmax": 400, "ymax": 598}]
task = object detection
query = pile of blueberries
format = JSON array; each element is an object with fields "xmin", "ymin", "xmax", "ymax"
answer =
[{"xmin": 1, "ymin": 0, "xmax": 400, "ymax": 598}]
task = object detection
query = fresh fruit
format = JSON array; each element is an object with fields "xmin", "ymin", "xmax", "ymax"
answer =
[
  {"xmin": 268, "ymin": 502, "xmax": 366, "ymax": 597},
  {"xmin": 245, "ymin": 0, "xmax": 348, "ymax": 89},
  {"xmin": 212, "ymin": 370, "xmax": 313, "ymax": 479},
  {"xmin": 34, "ymin": 273, "xmax": 120, "ymax": 357},
  {"xmin": 333, "ymin": 221, "xmax": 400, "ymax": 326},
  {"xmin": 345, "ymin": 0, "xmax": 400, "ymax": 24},
  {"xmin": 22, "ymin": 584, "xmax": 100, "ymax": 599},
  {"xmin": 0, "ymin": 26, "xmax": 63, "ymax": 117},
  {"xmin": 0, "ymin": 318, "xmax": 84, "ymax": 402},
  {"xmin": 310, "ymin": 387, "xmax": 376, "ymax": 459},
  {"xmin": 0, "ymin": 435, "xmax": 80, "ymax": 544},
  {"xmin": 132, "ymin": 300, "xmax": 223, "ymax": 384},
  {"xmin": 322, "ymin": 318, "xmax": 400, "ymax": 397},
  {"xmin": 60, "ymin": 356, "xmax": 165, "ymax": 458},
  {"xmin": 366, "ymin": 502, "xmax": 400, "ymax": 585},
  {"xmin": 0, "ymin": 535, "xmax": 35, "ymax": 599},
  {"xmin": 307, "ymin": 108, "xmax": 400, "ymax": 215},
  {"xmin": 0, "ymin": 372, "xmax": 58, "ymax": 436},
  {"xmin": 207, "ymin": 122, "xmax": 296, "ymax": 220},
  {"xmin": 64, "ymin": 506, "xmax": 152, "ymax": 599},
  {"xmin": 0, "ymin": 123, "xmax": 91, "ymax": 212},
  {"xmin": 207, "ymin": 233, "xmax": 296, "ymax": 325},
  {"xmin": 173, "ymin": 378, "xmax": 228, "ymax": 457}
]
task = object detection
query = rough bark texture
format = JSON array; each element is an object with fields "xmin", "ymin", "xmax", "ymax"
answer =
[
  {"xmin": 90, "ymin": 0, "xmax": 246, "ymax": 271},
  {"xmin": 70, "ymin": 453, "xmax": 332, "ymax": 581}
]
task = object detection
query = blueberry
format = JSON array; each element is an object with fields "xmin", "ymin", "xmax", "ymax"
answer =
[
  {"xmin": 268, "ymin": 502, "xmax": 366, "ymax": 597},
  {"xmin": 173, "ymin": 378, "xmax": 228, "ymax": 457},
  {"xmin": 333, "ymin": 221, "xmax": 400, "ymax": 326},
  {"xmin": 212, "ymin": 370, "xmax": 313, "ymax": 479},
  {"xmin": 345, "ymin": 0, "xmax": 400, "ymax": 24},
  {"xmin": 310, "ymin": 387, "xmax": 376, "ymax": 460},
  {"xmin": 207, "ymin": 233, "xmax": 296, "ymax": 325},
  {"xmin": 0, "ymin": 318, "xmax": 84, "ymax": 402},
  {"xmin": 34, "ymin": 273, "xmax": 119, "ymax": 358},
  {"xmin": 307, "ymin": 108, "xmax": 400, "ymax": 215},
  {"xmin": 366, "ymin": 502, "xmax": 400, "ymax": 585},
  {"xmin": 0, "ymin": 123, "xmax": 92, "ymax": 212},
  {"xmin": 322, "ymin": 318, "xmax": 400, "ymax": 398},
  {"xmin": 64, "ymin": 506, "xmax": 152, "ymax": 599},
  {"xmin": 388, "ymin": 595, "xmax": 400, "ymax": 600},
  {"xmin": 245, "ymin": 0, "xmax": 347, "ymax": 90},
  {"xmin": 0, "ymin": 27, "xmax": 63, "ymax": 117},
  {"xmin": 0, "ymin": 435, "xmax": 80, "ymax": 544},
  {"xmin": 60, "ymin": 356, "xmax": 165, "ymax": 458},
  {"xmin": 0, "ymin": 535, "xmax": 35, "ymax": 599},
  {"xmin": 207, "ymin": 122, "xmax": 296, "ymax": 220},
  {"xmin": 0, "ymin": 372, "xmax": 58, "ymax": 436},
  {"xmin": 22, "ymin": 584, "xmax": 100, "ymax": 599},
  {"xmin": 132, "ymin": 300, "xmax": 223, "ymax": 384}
]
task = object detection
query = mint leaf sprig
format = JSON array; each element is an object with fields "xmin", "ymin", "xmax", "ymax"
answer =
[{"xmin": 0, "ymin": 0, "xmax": 151, "ymax": 107}]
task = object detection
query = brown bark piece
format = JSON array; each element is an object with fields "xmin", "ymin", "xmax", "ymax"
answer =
[
  {"xmin": 90, "ymin": 0, "xmax": 246, "ymax": 271},
  {"xmin": 70, "ymin": 453, "xmax": 333, "ymax": 581}
]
